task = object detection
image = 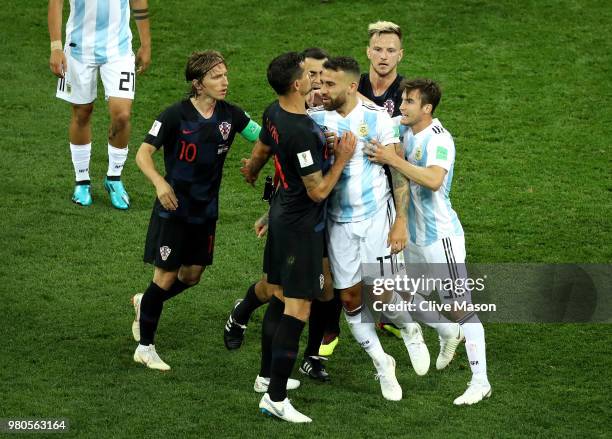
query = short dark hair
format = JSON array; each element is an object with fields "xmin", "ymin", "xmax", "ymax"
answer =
[
  {"xmin": 322, "ymin": 56, "xmax": 360, "ymax": 78},
  {"xmin": 266, "ymin": 52, "xmax": 305, "ymax": 96},
  {"xmin": 400, "ymin": 78, "xmax": 442, "ymax": 114},
  {"xmin": 301, "ymin": 47, "xmax": 329, "ymax": 60},
  {"xmin": 185, "ymin": 50, "xmax": 225, "ymax": 97}
]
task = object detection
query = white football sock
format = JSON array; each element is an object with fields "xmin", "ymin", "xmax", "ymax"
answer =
[
  {"xmin": 107, "ymin": 144, "xmax": 128, "ymax": 177},
  {"xmin": 411, "ymin": 292, "xmax": 457, "ymax": 338},
  {"xmin": 431, "ymin": 322, "xmax": 460, "ymax": 339},
  {"xmin": 70, "ymin": 143, "xmax": 91, "ymax": 182},
  {"xmin": 345, "ymin": 307, "xmax": 387, "ymax": 372},
  {"xmin": 461, "ymin": 314, "xmax": 489, "ymax": 385},
  {"xmin": 382, "ymin": 291, "xmax": 414, "ymax": 328}
]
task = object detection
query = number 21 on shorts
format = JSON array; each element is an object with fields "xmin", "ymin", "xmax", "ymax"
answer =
[{"xmin": 119, "ymin": 71, "xmax": 135, "ymax": 92}]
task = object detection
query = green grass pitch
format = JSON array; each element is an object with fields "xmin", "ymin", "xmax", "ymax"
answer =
[{"xmin": 1, "ymin": 0, "xmax": 610, "ymax": 437}]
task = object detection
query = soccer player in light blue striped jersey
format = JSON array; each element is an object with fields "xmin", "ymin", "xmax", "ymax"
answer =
[
  {"xmin": 366, "ymin": 78, "xmax": 492, "ymax": 405},
  {"xmin": 48, "ymin": 0, "xmax": 151, "ymax": 209},
  {"xmin": 308, "ymin": 57, "xmax": 432, "ymax": 401}
]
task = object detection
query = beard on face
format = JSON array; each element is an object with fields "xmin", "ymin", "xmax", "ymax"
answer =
[{"xmin": 323, "ymin": 92, "xmax": 346, "ymax": 111}]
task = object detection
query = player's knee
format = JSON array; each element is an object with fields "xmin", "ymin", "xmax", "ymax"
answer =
[
  {"xmin": 286, "ymin": 306, "xmax": 310, "ymax": 322},
  {"xmin": 339, "ymin": 285, "xmax": 361, "ymax": 311},
  {"xmin": 110, "ymin": 110, "xmax": 131, "ymax": 132},
  {"xmin": 72, "ymin": 104, "xmax": 94, "ymax": 126},
  {"xmin": 340, "ymin": 293, "xmax": 360, "ymax": 313},
  {"xmin": 153, "ymin": 272, "xmax": 178, "ymax": 290},
  {"xmin": 178, "ymin": 267, "xmax": 204, "ymax": 286},
  {"xmin": 180, "ymin": 275, "xmax": 201, "ymax": 286},
  {"xmin": 341, "ymin": 298, "xmax": 359, "ymax": 313},
  {"xmin": 258, "ymin": 279, "xmax": 274, "ymax": 301},
  {"xmin": 284, "ymin": 299, "xmax": 311, "ymax": 322}
]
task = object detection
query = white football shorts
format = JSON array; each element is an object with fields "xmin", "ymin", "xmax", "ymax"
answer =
[
  {"xmin": 328, "ymin": 198, "xmax": 400, "ymax": 289},
  {"xmin": 404, "ymin": 234, "xmax": 473, "ymax": 304},
  {"xmin": 56, "ymin": 51, "xmax": 136, "ymax": 104}
]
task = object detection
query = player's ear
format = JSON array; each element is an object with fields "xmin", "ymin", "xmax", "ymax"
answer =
[
  {"xmin": 192, "ymin": 79, "xmax": 203, "ymax": 93},
  {"xmin": 423, "ymin": 103, "xmax": 433, "ymax": 115},
  {"xmin": 398, "ymin": 48, "xmax": 404, "ymax": 62},
  {"xmin": 366, "ymin": 45, "xmax": 372, "ymax": 60},
  {"xmin": 293, "ymin": 78, "xmax": 302, "ymax": 93}
]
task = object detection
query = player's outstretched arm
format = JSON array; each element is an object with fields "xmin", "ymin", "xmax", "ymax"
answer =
[
  {"xmin": 48, "ymin": 0, "xmax": 66, "ymax": 78},
  {"xmin": 135, "ymin": 142, "xmax": 178, "ymax": 210},
  {"xmin": 241, "ymin": 140, "xmax": 272, "ymax": 186},
  {"xmin": 366, "ymin": 139, "xmax": 447, "ymax": 191},
  {"xmin": 130, "ymin": 0, "xmax": 151, "ymax": 74},
  {"xmin": 302, "ymin": 131, "xmax": 357, "ymax": 203}
]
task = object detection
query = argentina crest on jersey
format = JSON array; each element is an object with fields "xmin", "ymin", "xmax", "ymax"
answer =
[
  {"xmin": 415, "ymin": 146, "xmax": 423, "ymax": 161},
  {"xmin": 357, "ymin": 121, "xmax": 369, "ymax": 138}
]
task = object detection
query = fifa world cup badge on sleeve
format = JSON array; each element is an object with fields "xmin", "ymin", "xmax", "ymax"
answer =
[
  {"xmin": 149, "ymin": 120, "xmax": 162, "ymax": 136},
  {"xmin": 297, "ymin": 150, "xmax": 314, "ymax": 168}
]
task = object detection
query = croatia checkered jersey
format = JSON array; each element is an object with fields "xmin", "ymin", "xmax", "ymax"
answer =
[
  {"xmin": 307, "ymin": 99, "xmax": 400, "ymax": 223},
  {"xmin": 65, "ymin": 0, "xmax": 133, "ymax": 64},
  {"xmin": 143, "ymin": 99, "xmax": 254, "ymax": 222},
  {"xmin": 402, "ymin": 118, "xmax": 464, "ymax": 246}
]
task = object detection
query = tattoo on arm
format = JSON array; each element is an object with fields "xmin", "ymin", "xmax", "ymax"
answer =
[
  {"xmin": 248, "ymin": 141, "xmax": 272, "ymax": 175},
  {"xmin": 390, "ymin": 142, "xmax": 409, "ymax": 217},
  {"xmin": 132, "ymin": 8, "xmax": 149, "ymax": 20},
  {"xmin": 248, "ymin": 155, "xmax": 268, "ymax": 175},
  {"xmin": 260, "ymin": 211, "xmax": 269, "ymax": 225},
  {"xmin": 390, "ymin": 167, "xmax": 409, "ymax": 218},
  {"xmin": 301, "ymin": 171, "xmax": 323, "ymax": 193}
]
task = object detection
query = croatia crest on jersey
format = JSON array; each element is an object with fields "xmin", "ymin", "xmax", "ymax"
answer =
[
  {"xmin": 219, "ymin": 122, "xmax": 231, "ymax": 140},
  {"xmin": 384, "ymin": 99, "xmax": 395, "ymax": 116},
  {"xmin": 159, "ymin": 245, "xmax": 171, "ymax": 261}
]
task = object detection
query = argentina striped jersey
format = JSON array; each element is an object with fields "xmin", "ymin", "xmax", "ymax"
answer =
[
  {"xmin": 308, "ymin": 99, "xmax": 400, "ymax": 222},
  {"xmin": 65, "ymin": 0, "xmax": 132, "ymax": 64},
  {"xmin": 403, "ymin": 118, "xmax": 464, "ymax": 246}
]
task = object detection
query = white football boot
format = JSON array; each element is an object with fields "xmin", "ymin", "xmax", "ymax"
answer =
[
  {"xmin": 133, "ymin": 344, "xmax": 171, "ymax": 371},
  {"xmin": 131, "ymin": 293, "xmax": 143, "ymax": 342},
  {"xmin": 259, "ymin": 393, "xmax": 312, "ymax": 423},
  {"xmin": 375, "ymin": 354, "xmax": 402, "ymax": 401},
  {"xmin": 436, "ymin": 324, "xmax": 464, "ymax": 370},
  {"xmin": 453, "ymin": 380, "xmax": 492, "ymax": 405},
  {"xmin": 400, "ymin": 323, "xmax": 430, "ymax": 376},
  {"xmin": 253, "ymin": 375, "xmax": 301, "ymax": 393}
]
